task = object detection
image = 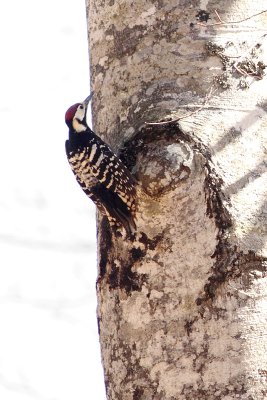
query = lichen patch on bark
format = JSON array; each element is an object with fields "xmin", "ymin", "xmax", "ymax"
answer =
[{"xmin": 88, "ymin": 0, "xmax": 267, "ymax": 397}]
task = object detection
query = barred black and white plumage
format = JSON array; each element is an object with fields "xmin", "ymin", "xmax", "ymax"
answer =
[{"xmin": 65, "ymin": 94, "xmax": 136, "ymax": 236}]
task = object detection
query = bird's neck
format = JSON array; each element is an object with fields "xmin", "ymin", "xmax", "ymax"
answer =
[{"xmin": 68, "ymin": 126, "xmax": 94, "ymax": 146}]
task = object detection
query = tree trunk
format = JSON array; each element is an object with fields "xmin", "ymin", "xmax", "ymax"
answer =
[{"xmin": 86, "ymin": 0, "xmax": 267, "ymax": 398}]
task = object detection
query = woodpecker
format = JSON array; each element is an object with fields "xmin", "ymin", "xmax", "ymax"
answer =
[{"xmin": 65, "ymin": 93, "xmax": 136, "ymax": 236}]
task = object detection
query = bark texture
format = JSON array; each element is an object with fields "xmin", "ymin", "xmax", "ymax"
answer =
[{"xmin": 86, "ymin": 0, "xmax": 267, "ymax": 398}]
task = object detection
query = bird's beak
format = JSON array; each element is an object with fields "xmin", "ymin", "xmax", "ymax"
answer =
[{"xmin": 83, "ymin": 92, "xmax": 94, "ymax": 108}]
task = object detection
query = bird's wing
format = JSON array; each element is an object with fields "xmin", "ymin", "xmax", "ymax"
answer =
[
  {"xmin": 66, "ymin": 141, "xmax": 136, "ymax": 235},
  {"xmin": 81, "ymin": 136, "xmax": 137, "ymax": 213}
]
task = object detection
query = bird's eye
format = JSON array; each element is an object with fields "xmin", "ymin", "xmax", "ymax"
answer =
[{"xmin": 80, "ymin": 105, "xmax": 84, "ymax": 110}]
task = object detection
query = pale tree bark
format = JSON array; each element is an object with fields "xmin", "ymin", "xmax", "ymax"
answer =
[{"xmin": 86, "ymin": 0, "xmax": 267, "ymax": 399}]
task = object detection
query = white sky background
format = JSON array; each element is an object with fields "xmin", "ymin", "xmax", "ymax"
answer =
[{"xmin": 0, "ymin": 0, "xmax": 106, "ymax": 399}]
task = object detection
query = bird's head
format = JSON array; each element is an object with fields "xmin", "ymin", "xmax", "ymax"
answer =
[{"xmin": 65, "ymin": 93, "xmax": 93, "ymax": 133}]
